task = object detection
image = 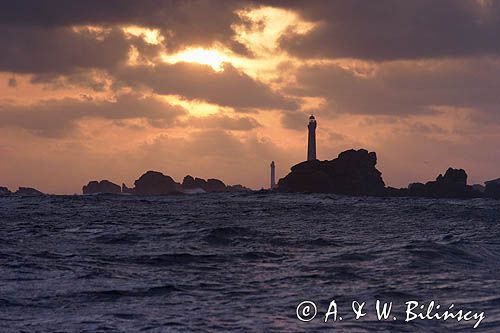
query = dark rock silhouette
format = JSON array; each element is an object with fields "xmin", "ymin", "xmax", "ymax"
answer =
[
  {"xmin": 206, "ymin": 179, "xmax": 226, "ymax": 192},
  {"xmin": 64, "ymin": 151, "xmax": 500, "ymax": 198},
  {"xmin": 278, "ymin": 149, "xmax": 385, "ymax": 195},
  {"xmin": 182, "ymin": 175, "xmax": 227, "ymax": 192},
  {"xmin": 384, "ymin": 186, "xmax": 409, "ymax": 197},
  {"xmin": 134, "ymin": 171, "xmax": 182, "ymax": 195},
  {"xmin": 122, "ymin": 183, "xmax": 134, "ymax": 194},
  {"xmin": 182, "ymin": 175, "xmax": 197, "ymax": 189},
  {"xmin": 406, "ymin": 168, "xmax": 481, "ymax": 198},
  {"xmin": 485, "ymin": 178, "xmax": 500, "ymax": 199},
  {"xmin": 227, "ymin": 184, "xmax": 252, "ymax": 192},
  {"xmin": 472, "ymin": 184, "xmax": 485, "ymax": 193},
  {"xmin": 193, "ymin": 177, "xmax": 208, "ymax": 190},
  {"xmin": 278, "ymin": 163, "xmax": 333, "ymax": 193},
  {"xmin": 15, "ymin": 187, "xmax": 44, "ymax": 196},
  {"xmin": 0, "ymin": 186, "xmax": 11, "ymax": 195},
  {"xmin": 276, "ymin": 149, "xmax": 498, "ymax": 198},
  {"xmin": 79, "ymin": 172, "xmax": 231, "ymax": 196},
  {"xmin": 82, "ymin": 180, "xmax": 121, "ymax": 194},
  {"xmin": 406, "ymin": 182, "xmax": 425, "ymax": 196},
  {"xmin": 181, "ymin": 176, "xmax": 206, "ymax": 193}
]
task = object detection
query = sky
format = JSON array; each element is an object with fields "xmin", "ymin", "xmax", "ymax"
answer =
[{"xmin": 1, "ymin": 0, "xmax": 500, "ymax": 194}]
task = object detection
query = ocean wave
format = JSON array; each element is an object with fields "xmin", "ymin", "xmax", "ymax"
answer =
[{"xmin": 1, "ymin": 194, "xmax": 499, "ymax": 331}]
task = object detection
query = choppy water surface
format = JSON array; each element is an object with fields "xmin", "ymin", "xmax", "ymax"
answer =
[{"xmin": 1, "ymin": 193, "xmax": 500, "ymax": 332}]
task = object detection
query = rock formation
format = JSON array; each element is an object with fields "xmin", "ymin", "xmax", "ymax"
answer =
[
  {"xmin": 406, "ymin": 168, "xmax": 482, "ymax": 198},
  {"xmin": 227, "ymin": 184, "xmax": 252, "ymax": 192},
  {"xmin": 278, "ymin": 149, "xmax": 385, "ymax": 195},
  {"xmin": 182, "ymin": 175, "xmax": 201, "ymax": 190},
  {"xmin": 82, "ymin": 180, "xmax": 121, "ymax": 194},
  {"xmin": 276, "ymin": 149, "xmax": 499, "ymax": 198},
  {"xmin": 485, "ymin": 178, "xmax": 500, "ymax": 199},
  {"xmin": 0, "ymin": 186, "xmax": 12, "ymax": 195},
  {"xmin": 15, "ymin": 187, "xmax": 44, "ymax": 196},
  {"xmin": 122, "ymin": 183, "xmax": 134, "ymax": 194},
  {"xmin": 134, "ymin": 171, "xmax": 182, "ymax": 195},
  {"xmin": 182, "ymin": 175, "xmax": 227, "ymax": 193},
  {"xmin": 471, "ymin": 184, "xmax": 485, "ymax": 193},
  {"xmin": 79, "ymin": 172, "xmax": 231, "ymax": 195},
  {"xmin": 71, "ymin": 155, "xmax": 498, "ymax": 199},
  {"xmin": 206, "ymin": 179, "xmax": 227, "ymax": 192}
]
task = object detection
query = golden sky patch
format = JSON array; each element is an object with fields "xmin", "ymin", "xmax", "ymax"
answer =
[{"xmin": 162, "ymin": 48, "xmax": 229, "ymax": 71}]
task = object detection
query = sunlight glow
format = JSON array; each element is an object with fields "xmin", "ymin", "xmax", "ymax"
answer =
[
  {"xmin": 163, "ymin": 48, "xmax": 229, "ymax": 71},
  {"xmin": 72, "ymin": 25, "xmax": 112, "ymax": 41},
  {"xmin": 161, "ymin": 95, "xmax": 226, "ymax": 117},
  {"xmin": 234, "ymin": 7, "xmax": 315, "ymax": 57},
  {"xmin": 123, "ymin": 26, "xmax": 164, "ymax": 45}
]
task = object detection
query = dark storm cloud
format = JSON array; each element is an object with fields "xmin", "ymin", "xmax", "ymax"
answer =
[
  {"xmin": 3, "ymin": 0, "xmax": 499, "ymax": 76},
  {"xmin": 0, "ymin": 94, "xmax": 186, "ymax": 137},
  {"xmin": 0, "ymin": 26, "xmax": 130, "ymax": 74},
  {"xmin": 30, "ymin": 70, "xmax": 109, "ymax": 92},
  {"xmin": 114, "ymin": 62, "xmax": 298, "ymax": 110},
  {"xmin": 0, "ymin": 0, "xmax": 251, "ymax": 55},
  {"xmin": 271, "ymin": 0, "xmax": 500, "ymax": 60},
  {"xmin": 288, "ymin": 58, "xmax": 500, "ymax": 117}
]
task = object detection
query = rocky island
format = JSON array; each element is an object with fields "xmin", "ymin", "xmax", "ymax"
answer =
[
  {"xmin": 82, "ymin": 180, "xmax": 121, "ymax": 195},
  {"xmin": 278, "ymin": 149, "xmax": 385, "ymax": 195},
  {"xmin": 0, "ymin": 186, "xmax": 45, "ymax": 196},
  {"xmin": 2, "ymin": 149, "xmax": 497, "ymax": 199},
  {"xmin": 278, "ymin": 148, "xmax": 499, "ymax": 199},
  {"xmin": 485, "ymin": 179, "xmax": 500, "ymax": 199},
  {"xmin": 81, "ymin": 170, "xmax": 250, "ymax": 195}
]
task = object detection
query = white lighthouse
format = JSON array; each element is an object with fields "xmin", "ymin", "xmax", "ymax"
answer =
[
  {"xmin": 270, "ymin": 161, "xmax": 276, "ymax": 189},
  {"xmin": 307, "ymin": 115, "xmax": 317, "ymax": 161}
]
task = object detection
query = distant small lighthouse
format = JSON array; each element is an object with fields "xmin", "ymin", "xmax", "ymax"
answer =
[
  {"xmin": 270, "ymin": 161, "xmax": 276, "ymax": 189},
  {"xmin": 307, "ymin": 115, "xmax": 317, "ymax": 161}
]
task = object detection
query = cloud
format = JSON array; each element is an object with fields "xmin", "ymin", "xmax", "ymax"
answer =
[
  {"xmin": 280, "ymin": 110, "xmax": 310, "ymax": 130},
  {"xmin": 0, "ymin": 1, "xmax": 258, "ymax": 77},
  {"xmin": 29, "ymin": 70, "xmax": 110, "ymax": 91},
  {"xmin": 287, "ymin": 57, "xmax": 500, "ymax": 118},
  {"xmin": 271, "ymin": 0, "xmax": 500, "ymax": 60},
  {"xmin": 0, "ymin": 94, "xmax": 186, "ymax": 137},
  {"xmin": 183, "ymin": 114, "xmax": 261, "ymax": 131},
  {"xmin": 0, "ymin": 26, "xmax": 131, "ymax": 74},
  {"xmin": 2, "ymin": 0, "xmax": 500, "ymax": 194},
  {"xmin": 0, "ymin": 0, "xmax": 251, "ymax": 54},
  {"xmin": 114, "ymin": 62, "xmax": 298, "ymax": 110}
]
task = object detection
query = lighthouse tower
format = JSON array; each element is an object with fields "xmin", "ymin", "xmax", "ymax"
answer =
[
  {"xmin": 270, "ymin": 161, "xmax": 276, "ymax": 189},
  {"xmin": 307, "ymin": 115, "xmax": 317, "ymax": 161}
]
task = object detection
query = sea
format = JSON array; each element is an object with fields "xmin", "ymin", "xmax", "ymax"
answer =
[{"xmin": 1, "ymin": 193, "xmax": 500, "ymax": 332}]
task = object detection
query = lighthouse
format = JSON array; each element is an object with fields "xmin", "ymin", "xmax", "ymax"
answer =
[
  {"xmin": 270, "ymin": 161, "xmax": 276, "ymax": 189},
  {"xmin": 307, "ymin": 115, "xmax": 317, "ymax": 161}
]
